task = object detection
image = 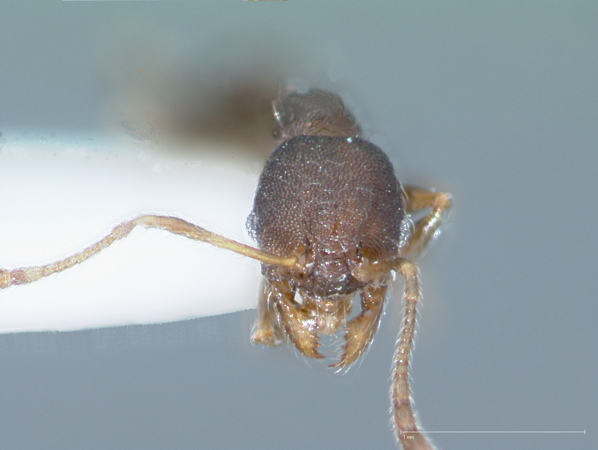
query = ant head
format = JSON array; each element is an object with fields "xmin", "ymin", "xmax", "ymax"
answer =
[{"xmin": 271, "ymin": 88, "xmax": 361, "ymax": 143}]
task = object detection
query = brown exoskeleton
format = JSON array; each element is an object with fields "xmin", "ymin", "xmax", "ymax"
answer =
[{"xmin": 0, "ymin": 88, "xmax": 452, "ymax": 450}]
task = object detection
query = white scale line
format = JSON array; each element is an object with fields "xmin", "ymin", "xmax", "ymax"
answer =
[{"xmin": 404, "ymin": 430, "xmax": 586, "ymax": 434}]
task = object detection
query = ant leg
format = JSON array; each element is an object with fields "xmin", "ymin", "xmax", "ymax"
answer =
[
  {"xmin": 331, "ymin": 280, "xmax": 387, "ymax": 368},
  {"xmin": 0, "ymin": 215, "xmax": 296, "ymax": 289},
  {"xmin": 402, "ymin": 185, "xmax": 452, "ymax": 257},
  {"xmin": 251, "ymin": 278, "xmax": 284, "ymax": 347},
  {"xmin": 270, "ymin": 278, "xmax": 323, "ymax": 360}
]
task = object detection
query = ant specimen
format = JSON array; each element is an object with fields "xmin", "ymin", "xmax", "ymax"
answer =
[{"xmin": 0, "ymin": 88, "xmax": 452, "ymax": 449}]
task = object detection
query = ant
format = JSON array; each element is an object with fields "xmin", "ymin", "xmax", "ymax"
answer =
[{"xmin": 0, "ymin": 88, "xmax": 452, "ymax": 449}]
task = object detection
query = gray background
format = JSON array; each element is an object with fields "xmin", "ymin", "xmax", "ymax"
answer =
[{"xmin": 1, "ymin": 1, "xmax": 597, "ymax": 450}]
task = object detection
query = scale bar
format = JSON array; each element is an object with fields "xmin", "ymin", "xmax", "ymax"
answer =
[{"xmin": 404, "ymin": 430, "xmax": 586, "ymax": 435}]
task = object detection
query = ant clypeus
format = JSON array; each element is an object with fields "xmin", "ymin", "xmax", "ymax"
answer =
[{"xmin": 0, "ymin": 88, "xmax": 452, "ymax": 450}]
